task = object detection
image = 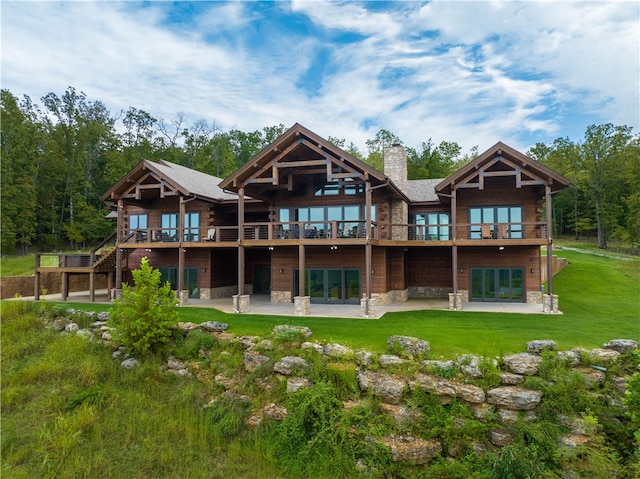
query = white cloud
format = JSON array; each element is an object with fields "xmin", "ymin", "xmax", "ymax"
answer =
[{"xmin": 1, "ymin": 0, "xmax": 637, "ymax": 156}]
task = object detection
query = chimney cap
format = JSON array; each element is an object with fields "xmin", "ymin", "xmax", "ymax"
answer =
[{"xmin": 391, "ymin": 143, "xmax": 402, "ymax": 147}]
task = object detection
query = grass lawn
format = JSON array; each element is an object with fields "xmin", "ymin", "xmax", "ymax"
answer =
[
  {"xmin": 0, "ymin": 254, "xmax": 36, "ymax": 277},
  {"xmin": 57, "ymin": 246, "xmax": 639, "ymax": 359}
]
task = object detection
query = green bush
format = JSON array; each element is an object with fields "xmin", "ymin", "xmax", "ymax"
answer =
[{"xmin": 108, "ymin": 257, "xmax": 179, "ymax": 355}]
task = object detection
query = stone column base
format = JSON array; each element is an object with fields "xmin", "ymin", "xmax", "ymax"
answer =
[
  {"xmin": 293, "ymin": 296, "xmax": 310, "ymax": 315},
  {"xmin": 233, "ymin": 294, "xmax": 251, "ymax": 313},
  {"xmin": 448, "ymin": 292, "xmax": 463, "ymax": 310},
  {"xmin": 360, "ymin": 298, "xmax": 377, "ymax": 318},
  {"xmin": 543, "ymin": 294, "xmax": 559, "ymax": 314},
  {"xmin": 178, "ymin": 290, "xmax": 190, "ymax": 305}
]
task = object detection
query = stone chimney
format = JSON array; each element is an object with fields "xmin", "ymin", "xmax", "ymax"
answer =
[
  {"xmin": 383, "ymin": 144, "xmax": 408, "ymax": 240},
  {"xmin": 383, "ymin": 144, "xmax": 408, "ymax": 194}
]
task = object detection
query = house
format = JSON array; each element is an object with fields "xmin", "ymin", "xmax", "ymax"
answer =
[{"xmin": 35, "ymin": 123, "xmax": 570, "ymax": 315}]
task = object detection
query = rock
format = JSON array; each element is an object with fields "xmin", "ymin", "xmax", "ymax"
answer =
[
  {"xmin": 76, "ymin": 329, "xmax": 93, "ymax": 340},
  {"xmin": 496, "ymin": 408, "xmax": 538, "ymax": 424},
  {"xmin": 469, "ymin": 402, "xmax": 494, "ymax": 420},
  {"xmin": 65, "ymin": 322, "xmax": 79, "ymax": 332},
  {"xmin": 357, "ymin": 371, "xmax": 407, "ymax": 405},
  {"xmin": 500, "ymin": 372, "xmax": 524, "ymax": 385},
  {"xmin": 487, "ymin": 386, "xmax": 542, "ymax": 411},
  {"xmin": 262, "ymin": 403, "xmax": 288, "ymax": 421},
  {"xmin": 167, "ymin": 357, "xmax": 187, "ymax": 370},
  {"xmin": 287, "ymin": 377, "xmax": 312, "ymax": 393},
  {"xmin": 422, "ymin": 360, "xmax": 455, "ymax": 371},
  {"xmin": 380, "ymin": 403, "xmax": 422, "ymax": 427},
  {"xmin": 97, "ymin": 311, "xmax": 110, "ymax": 321},
  {"xmin": 387, "ymin": 335, "xmax": 430, "ymax": 357},
  {"xmin": 558, "ymin": 349, "xmax": 581, "ymax": 366},
  {"xmin": 504, "ymin": 353, "xmax": 542, "ymax": 375},
  {"xmin": 380, "ymin": 436, "xmax": 442, "ymax": 464},
  {"xmin": 175, "ymin": 321, "xmax": 200, "ymax": 331},
  {"xmin": 301, "ymin": 342, "xmax": 324, "ymax": 354},
  {"xmin": 355, "ymin": 350, "xmax": 376, "ymax": 367},
  {"xmin": 602, "ymin": 339, "xmax": 638, "ymax": 353},
  {"xmin": 256, "ymin": 339, "xmax": 273, "ymax": 351},
  {"xmin": 611, "ymin": 377, "xmax": 627, "ymax": 394},
  {"xmin": 456, "ymin": 355, "xmax": 484, "ymax": 378},
  {"xmin": 272, "ymin": 324, "xmax": 313, "ymax": 338},
  {"xmin": 587, "ymin": 348, "xmax": 620, "ymax": 365},
  {"xmin": 90, "ymin": 320, "xmax": 107, "ymax": 329},
  {"xmin": 167, "ymin": 368, "xmax": 192, "ymax": 377},
  {"xmin": 244, "ymin": 350, "xmax": 271, "ymax": 372},
  {"xmin": 214, "ymin": 373, "xmax": 236, "ymax": 390},
  {"xmin": 235, "ymin": 336, "xmax": 260, "ymax": 350},
  {"xmin": 101, "ymin": 331, "xmax": 112, "ymax": 341},
  {"xmin": 273, "ymin": 356, "xmax": 309, "ymax": 376},
  {"xmin": 527, "ymin": 340, "xmax": 557, "ymax": 354},
  {"xmin": 112, "ymin": 349, "xmax": 125, "ymax": 359},
  {"xmin": 200, "ymin": 321, "xmax": 228, "ymax": 332},
  {"xmin": 559, "ymin": 435, "xmax": 591, "ymax": 448},
  {"xmin": 379, "ymin": 354, "xmax": 405, "ymax": 367},
  {"xmin": 323, "ymin": 343, "xmax": 354, "ymax": 358},
  {"xmin": 121, "ymin": 358, "xmax": 140, "ymax": 369},
  {"xmin": 413, "ymin": 374, "xmax": 485, "ymax": 404},
  {"xmin": 489, "ymin": 429, "xmax": 514, "ymax": 447}
]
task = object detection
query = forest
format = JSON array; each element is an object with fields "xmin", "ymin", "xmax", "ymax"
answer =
[{"xmin": 1, "ymin": 87, "xmax": 638, "ymax": 255}]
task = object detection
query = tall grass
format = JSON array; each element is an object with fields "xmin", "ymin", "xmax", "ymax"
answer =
[{"xmin": 1, "ymin": 301, "xmax": 281, "ymax": 478}]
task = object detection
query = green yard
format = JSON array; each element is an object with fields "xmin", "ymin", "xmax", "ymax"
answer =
[{"xmin": 56, "ymin": 246, "xmax": 639, "ymax": 358}]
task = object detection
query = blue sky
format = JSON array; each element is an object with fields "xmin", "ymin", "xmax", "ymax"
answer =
[{"xmin": 2, "ymin": 0, "xmax": 638, "ymax": 155}]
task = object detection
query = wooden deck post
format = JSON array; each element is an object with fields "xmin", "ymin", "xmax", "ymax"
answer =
[
  {"xmin": 364, "ymin": 180, "xmax": 372, "ymax": 316},
  {"xmin": 115, "ymin": 199, "xmax": 124, "ymax": 297},
  {"xmin": 89, "ymin": 271, "xmax": 95, "ymax": 302},
  {"xmin": 238, "ymin": 187, "xmax": 245, "ymax": 296},
  {"xmin": 35, "ymin": 261, "xmax": 41, "ymax": 300},
  {"xmin": 61, "ymin": 272, "xmax": 68, "ymax": 301},
  {"xmin": 298, "ymin": 243, "xmax": 305, "ymax": 296},
  {"xmin": 178, "ymin": 196, "xmax": 186, "ymax": 303},
  {"xmin": 451, "ymin": 189, "xmax": 458, "ymax": 310},
  {"xmin": 546, "ymin": 184, "xmax": 554, "ymax": 312}
]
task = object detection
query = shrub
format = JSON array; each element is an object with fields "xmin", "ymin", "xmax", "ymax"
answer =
[{"xmin": 108, "ymin": 257, "xmax": 179, "ymax": 355}]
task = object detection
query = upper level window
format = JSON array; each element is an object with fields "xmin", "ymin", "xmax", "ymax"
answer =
[
  {"xmin": 314, "ymin": 180, "xmax": 365, "ymax": 196},
  {"xmin": 414, "ymin": 213, "xmax": 450, "ymax": 240},
  {"xmin": 184, "ymin": 212, "xmax": 199, "ymax": 241},
  {"xmin": 161, "ymin": 213, "xmax": 178, "ymax": 242},
  {"xmin": 469, "ymin": 206, "xmax": 523, "ymax": 239},
  {"xmin": 129, "ymin": 213, "xmax": 148, "ymax": 232},
  {"xmin": 278, "ymin": 204, "xmax": 376, "ymax": 238}
]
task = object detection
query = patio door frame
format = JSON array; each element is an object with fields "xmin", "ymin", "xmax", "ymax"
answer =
[
  {"xmin": 293, "ymin": 268, "xmax": 361, "ymax": 304},
  {"xmin": 470, "ymin": 267, "xmax": 524, "ymax": 302}
]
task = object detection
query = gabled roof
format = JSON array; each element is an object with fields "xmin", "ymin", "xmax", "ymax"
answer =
[
  {"xmin": 435, "ymin": 141, "xmax": 570, "ymax": 196},
  {"xmin": 407, "ymin": 178, "xmax": 443, "ymax": 203},
  {"xmin": 219, "ymin": 123, "xmax": 409, "ymax": 202},
  {"xmin": 101, "ymin": 159, "xmax": 235, "ymax": 202}
]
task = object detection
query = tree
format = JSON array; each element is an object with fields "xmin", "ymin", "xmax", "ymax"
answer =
[
  {"xmin": 406, "ymin": 139, "xmax": 462, "ymax": 179},
  {"xmin": 0, "ymin": 90, "xmax": 41, "ymax": 253},
  {"xmin": 580, "ymin": 124, "xmax": 633, "ymax": 249},
  {"xmin": 108, "ymin": 257, "xmax": 179, "ymax": 355},
  {"xmin": 365, "ymin": 129, "xmax": 402, "ymax": 171}
]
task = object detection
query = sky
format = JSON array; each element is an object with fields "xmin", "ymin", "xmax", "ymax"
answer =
[{"xmin": 2, "ymin": 0, "xmax": 639, "ymax": 155}]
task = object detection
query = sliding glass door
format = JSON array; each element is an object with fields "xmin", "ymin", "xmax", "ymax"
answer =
[
  {"xmin": 294, "ymin": 268, "xmax": 360, "ymax": 304},
  {"xmin": 470, "ymin": 268, "xmax": 523, "ymax": 302}
]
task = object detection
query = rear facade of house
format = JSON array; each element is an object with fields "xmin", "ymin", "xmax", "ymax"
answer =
[{"xmin": 36, "ymin": 123, "xmax": 570, "ymax": 314}]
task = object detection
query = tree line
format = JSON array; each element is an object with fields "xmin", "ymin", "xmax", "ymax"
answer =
[{"xmin": 1, "ymin": 87, "xmax": 637, "ymax": 254}]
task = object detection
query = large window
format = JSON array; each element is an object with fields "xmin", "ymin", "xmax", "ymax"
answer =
[
  {"xmin": 414, "ymin": 213, "xmax": 450, "ymax": 240},
  {"xmin": 279, "ymin": 204, "xmax": 376, "ymax": 238},
  {"xmin": 161, "ymin": 213, "xmax": 178, "ymax": 242},
  {"xmin": 129, "ymin": 213, "xmax": 148, "ymax": 241},
  {"xmin": 184, "ymin": 212, "xmax": 199, "ymax": 241},
  {"xmin": 469, "ymin": 206, "xmax": 523, "ymax": 239}
]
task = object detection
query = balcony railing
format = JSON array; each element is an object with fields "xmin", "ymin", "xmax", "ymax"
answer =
[{"xmin": 118, "ymin": 221, "xmax": 549, "ymax": 245}]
